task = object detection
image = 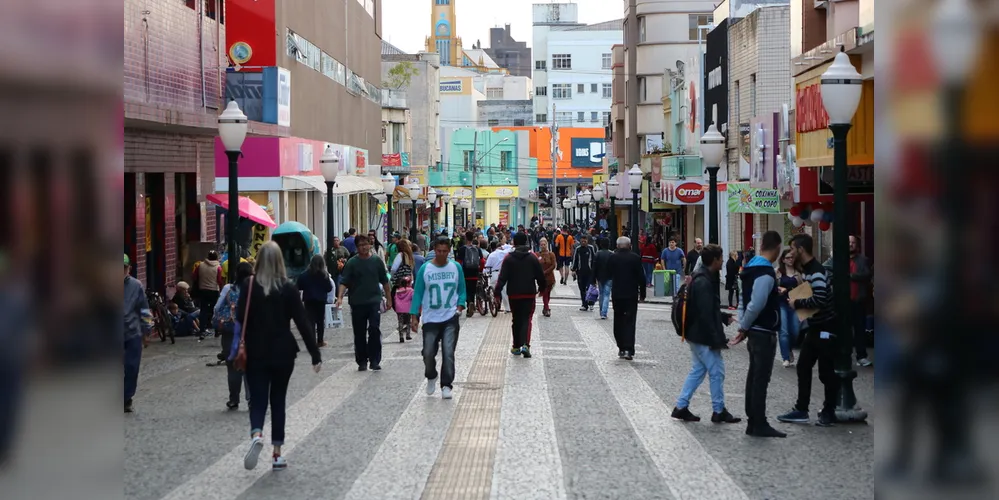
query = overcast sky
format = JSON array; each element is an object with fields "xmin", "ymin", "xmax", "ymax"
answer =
[{"xmin": 381, "ymin": 0, "xmax": 623, "ymax": 54}]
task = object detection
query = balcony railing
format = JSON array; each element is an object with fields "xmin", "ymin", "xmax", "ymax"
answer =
[
  {"xmin": 662, "ymin": 155, "xmax": 703, "ymax": 179},
  {"xmin": 381, "ymin": 89, "xmax": 407, "ymax": 109}
]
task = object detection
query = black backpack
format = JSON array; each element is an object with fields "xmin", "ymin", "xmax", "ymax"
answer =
[
  {"xmin": 461, "ymin": 246, "xmax": 480, "ymax": 274},
  {"xmin": 672, "ymin": 275, "xmax": 702, "ymax": 341}
]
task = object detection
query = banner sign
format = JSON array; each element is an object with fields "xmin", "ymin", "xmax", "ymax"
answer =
[
  {"xmin": 727, "ymin": 182, "xmax": 781, "ymax": 214},
  {"xmin": 440, "ymin": 80, "xmax": 463, "ymax": 93},
  {"xmin": 570, "ymin": 138, "xmax": 605, "ymax": 167}
]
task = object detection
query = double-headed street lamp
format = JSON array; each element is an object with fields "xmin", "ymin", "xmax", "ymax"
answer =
[
  {"xmin": 381, "ymin": 172, "xmax": 397, "ymax": 237},
  {"xmin": 562, "ymin": 197, "xmax": 574, "ymax": 227},
  {"xmin": 627, "ymin": 164, "xmax": 643, "ymax": 251},
  {"xmin": 319, "ymin": 145, "xmax": 340, "ymax": 257},
  {"xmin": 700, "ymin": 108, "xmax": 726, "ymax": 245},
  {"xmin": 592, "ymin": 183, "xmax": 605, "ymax": 234},
  {"xmin": 441, "ymin": 190, "xmax": 451, "ymax": 235},
  {"xmin": 820, "ymin": 48, "xmax": 866, "ymax": 423},
  {"xmin": 459, "ymin": 198, "xmax": 471, "ymax": 227},
  {"xmin": 427, "ymin": 189, "xmax": 438, "ymax": 238},
  {"xmin": 218, "ymin": 101, "xmax": 248, "ymax": 283},
  {"xmin": 607, "ymin": 176, "xmax": 620, "ymax": 241},
  {"xmin": 407, "ymin": 180, "xmax": 422, "ymax": 243},
  {"xmin": 577, "ymin": 189, "xmax": 592, "ymax": 229}
]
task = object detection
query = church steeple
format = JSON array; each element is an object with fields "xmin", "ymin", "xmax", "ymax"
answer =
[{"xmin": 426, "ymin": 0, "xmax": 459, "ymax": 67}]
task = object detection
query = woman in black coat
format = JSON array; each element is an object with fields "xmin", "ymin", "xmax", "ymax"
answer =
[{"xmin": 725, "ymin": 251, "xmax": 740, "ymax": 309}]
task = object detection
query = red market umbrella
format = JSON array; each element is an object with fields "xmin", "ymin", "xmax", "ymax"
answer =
[{"xmin": 206, "ymin": 194, "xmax": 277, "ymax": 228}]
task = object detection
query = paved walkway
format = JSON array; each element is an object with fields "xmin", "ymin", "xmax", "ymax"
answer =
[{"xmin": 125, "ymin": 287, "xmax": 875, "ymax": 500}]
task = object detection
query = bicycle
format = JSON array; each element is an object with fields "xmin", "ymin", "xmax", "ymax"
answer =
[
  {"xmin": 474, "ymin": 274, "xmax": 489, "ymax": 316},
  {"xmin": 480, "ymin": 272, "xmax": 499, "ymax": 317},
  {"xmin": 145, "ymin": 290, "xmax": 175, "ymax": 345}
]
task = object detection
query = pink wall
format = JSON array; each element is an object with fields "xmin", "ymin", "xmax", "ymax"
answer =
[
  {"xmin": 214, "ymin": 137, "xmax": 280, "ymax": 177},
  {"xmin": 277, "ymin": 137, "xmax": 331, "ymax": 177}
]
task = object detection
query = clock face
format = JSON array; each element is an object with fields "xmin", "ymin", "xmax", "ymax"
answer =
[{"xmin": 435, "ymin": 20, "xmax": 450, "ymax": 37}]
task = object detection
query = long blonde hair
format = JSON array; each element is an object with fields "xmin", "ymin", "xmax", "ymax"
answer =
[
  {"xmin": 254, "ymin": 241, "xmax": 288, "ymax": 296},
  {"xmin": 398, "ymin": 239, "xmax": 415, "ymax": 267}
]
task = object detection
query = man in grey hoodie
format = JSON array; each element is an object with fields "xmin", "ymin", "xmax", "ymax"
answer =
[
  {"xmin": 124, "ymin": 254, "xmax": 152, "ymax": 413},
  {"xmin": 730, "ymin": 231, "xmax": 786, "ymax": 438}
]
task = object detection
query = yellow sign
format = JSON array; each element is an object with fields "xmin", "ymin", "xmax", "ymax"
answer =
[
  {"xmin": 440, "ymin": 185, "xmax": 519, "ymax": 199},
  {"xmin": 793, "ymin": 57, "xmax": 873, "ymax": 168},
  {"xmin": 592, "ymin": 173, "xmax": 606, "ymax": 186}
]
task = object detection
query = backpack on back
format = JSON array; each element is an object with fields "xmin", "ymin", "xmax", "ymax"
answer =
[
  {"xmin": 461, "ymin": 246, "xmax": 480, "ymax": 274},
  {"xmin": 214, "ymin": 285, "xmax": 239, "ymax": 329},
  {"xmin": 671, "ymin": 279, "xmax": 696, "ymax": 341}
]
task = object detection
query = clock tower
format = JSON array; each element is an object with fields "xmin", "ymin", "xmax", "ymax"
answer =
[{"xmin": 426, "ymin": 0, "xmax": 461, "ymax": 67}]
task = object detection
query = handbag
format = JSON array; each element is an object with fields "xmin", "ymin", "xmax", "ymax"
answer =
[{"xmin": 233, "ymin": 276, "xmax": 254, "ymax": 372}]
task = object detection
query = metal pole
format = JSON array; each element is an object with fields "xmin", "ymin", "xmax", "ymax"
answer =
[
  {"xmin": 430, "ymin": 200, "xmax": 435, "ymax": 238},
  {"xmin": 626, "ymin": 0, "xmax": 639, "ymax": 168},
  {"xmin": 226, "ymin": 150, "xmax": 240, "ymax": 283},
  {"xmin": 326, "ymin": 182, "xmax": 336, "ymax": 254},
  {"xmin": 410, "ymin": 200, "xmax": 418, "ymax": 243},
  {"xmin": 551, "ymin": 103, "xmax": 558, "ymax": 228},
  {"xmin": 386, "ymin": 190, "xmax": 393, "ymax": 237},
  {"xmin": 631, "ymin": 189, "xmax": 639, "ymax": 253},
  {"xmin": 471, "ymin": 130, "xmax": 478, "ymax": 229},
  {"xmin": 707, "ymin": 166, "xmax": 719, "ymax": 244},
  {"xmin": 830, "ymin": 122, "xmax": 864, "ymax": 422},
  {"xmin": 610, "ymin": 196, "xmax": 618, "ymax": 241}
]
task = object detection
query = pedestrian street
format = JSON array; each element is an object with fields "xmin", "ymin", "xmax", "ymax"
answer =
[{"xmin": 125, "ymin": 285, "xmax": 874, "ymax": 500}]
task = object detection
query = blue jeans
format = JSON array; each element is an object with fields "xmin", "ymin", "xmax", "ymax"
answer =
[
  {"xmin": 350, "ymin": 302, "xmax": 383, "ymax": 367},
  {"xmin": 598, "ymin": 280, "xmax": 612, "ymax": 317},
  {"xmin": 246, "ymin": 360, "xmax": 294, "ymax": 445},
  {"xmin": 642, "ymin": 262, "xmax": 654, "ymax": 285},
  {"xmin": 124, "ymin": 335, "xmax": 143, "ymax": 402},
  {"xmin": 778, "ymin": 302, "xmax": 800, "ymax": 362},
  {"xmin": 676, "ymin": 342, "xmax": 726, "ymax": 413},
  {"xmin": 422, "ymin": 314, "xmax": 460, "ymax": 388}
]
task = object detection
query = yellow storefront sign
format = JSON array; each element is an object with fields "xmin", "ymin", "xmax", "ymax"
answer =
[
  {"xmin": 440, "ymin": 186, "xmax": 519, "ymax": 199},
  {"xmin": 794, "ymin": 56, "xmax": 874, "ymax": 168}
]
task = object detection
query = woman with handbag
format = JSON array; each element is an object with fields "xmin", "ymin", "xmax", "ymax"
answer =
[
  {"xmin": 234, "ymin": 241, "xmax": 322, "ymax": 472},
  {"xmin": 213, "ymin": 261, "xmax": 254, "ymax": 408}
]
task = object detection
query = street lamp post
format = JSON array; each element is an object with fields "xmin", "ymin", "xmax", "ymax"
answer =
[
  {"xmin": 592, "ymin": 183, "xmax": 605, "ymax": 235},
  {"xmin": 407, "ymin": 181, "xmax": 421, "ymax": 243},
  {"xmin": 441, "ymin": 191, "xmax": 451, "ymax": 236},
  {"xmin": 701, "ymin": 106, "xmax": 726, "ymax": 245},
  {"xmin": 820, "ymin": 48, "xmax": 866, "ymax": 423},
  {"xmin": 460, "ymin": 198, "xmax": 471, "ymax": 227},
  {"xmin": 381, "ymin": 172, "xmax": 396, "ymax": 237},
  {"xmin": 607, "ymin": 176, "xmax": 620, "ymax": 241},
  {"xmin": 561, "ymin": 198, "xmax": 572, "ymax": 228},
  {"xmin": 428, "ymin": 189, "xmax": 438, "ymax": 238},
  {"xmin": 578, "ymin": 189, "xmax": 592, "ymax": 231},
  {"xmin": 319, "ymin": 145, "xmax": 340, "ymax": 256},
  {"xmin": 218, "ymin": 101, "xmax": 248, "ymax": 284},
  {"xmin": 628, "ymin": 164, "xmax": 643, "ymax": 252}
]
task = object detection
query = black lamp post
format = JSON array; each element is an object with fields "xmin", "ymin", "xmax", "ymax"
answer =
[
  {"xmin": 700, "ymin": 106, "xmax": 725, "ymax": 245},
  {"xmin": 578, "ymin": 189, "xmax": 592, "ymax": 231},
  {"xmin": 381, "ymin": 172, "xmax": 396, "ymax": 237},
  {"xmin": 218, "ymin": 101, "xmax": 248, "ymax": 284},
  {"xmin": 820, "ymin": 48, "xmax": 866, "ymax": 423},
  {"xmin": 319, "ymin": 145, "xmax": 340, "ymax": 256},
  {"xmin": 428, "ymin": 189, "xmax": 438, "ymax": 238},
  {"xmin": 407, "ymin": 181, "xmax": 421, "ymax": 243},
  {"xmin": 441, "ymin": 191, "xmax": 451, "ymax": 236},
  {"xmin": 592, "ymin": 183, "xmax": 605, "ymax": 236},
  {"xmin": 627, "ymin": 164, "xmax": 643, "ymax": 252},
  {"xmin": 608, "ymin": 176, "xmax": 620, "ymax": 241}
]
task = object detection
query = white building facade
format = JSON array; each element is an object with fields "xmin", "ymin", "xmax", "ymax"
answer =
[{"xmin": 532, "ymin": 3, "xmax": 621, "ymax": 128}]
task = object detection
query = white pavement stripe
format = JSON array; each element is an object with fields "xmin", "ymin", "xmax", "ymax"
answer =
[
  {"xmin": 342, "ymin": 317, "xmax": 490, "ymax": 500},
  {"xmin": 159, "ymin": 362, "xmax": 367, "ymax": 500},
  {"xmin": 491, "ymin": 317, "xmax": 567, "ymax": 500},
  {"xmin": 572, "ymin": 318, "xmax": 750, "ymax": 500}
]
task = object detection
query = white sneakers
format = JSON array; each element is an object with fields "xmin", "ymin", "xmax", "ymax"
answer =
[
  {"xmin": 441, "ymin": 387, "xmax": 453, "ymax": 399},
  {"xmin": 426, "ymin": 378, "xmax": 437, "ymax": 395},
  {"xmin": 243, "ymin": 436, "xmax": 264, "ymax": 470}
]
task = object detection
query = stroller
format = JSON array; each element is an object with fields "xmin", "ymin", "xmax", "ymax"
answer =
[{"xmin": 393, "ymin": 275, "xmax": 415, "ymax": 343}]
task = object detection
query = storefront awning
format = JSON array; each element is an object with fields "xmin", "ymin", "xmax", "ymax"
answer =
[
  {"xmin": 283, "ymin": 175, "xmax": 328, "ymax": 192},
  {"xmin": 282, "ymin": 174, "xmax": 381, "ymax": 195}
]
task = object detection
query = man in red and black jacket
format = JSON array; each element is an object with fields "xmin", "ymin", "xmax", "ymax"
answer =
[
  {"xmin": 495, "ymin": 232, "xmax": 546, "ymax": 358},
  {"xmin": 454, "ymin": 231, "xmax": 482, "ymax": 317}
]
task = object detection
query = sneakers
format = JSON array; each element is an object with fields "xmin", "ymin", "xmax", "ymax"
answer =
[
  {"xmin": 318, "ymin": 341, "xmax": 328, "ymax": 347},
  {"xmin": 782, "ymin": 359, "xmax": 795, "ymax": 368},
  {"xmin": 406, "ymin": 333, "xmax": 412, "ymax": 340},
  {"xmin": 426, "ymin": 378, "xmax": 437, "ymax": 395},
  {"xmin": 776, "ymin": 409, "xmax": 810, "ymax": 424},
  {"xmin": 600, "ymin": 315, "xmax": 607, "ymax": 320},
  {"xmin": 579, "ymin": 306, "xmax": 589, "ymax": 311},
  {"xmin": 226, "ymin": 401, "xmax": 239, "ymax": 410},
  {"xmin": 618, "ymin": 350, "xmax": 626, "ymax": 359},
  {"xmin": 521, "ymin": 345, "xmax": 532, "ymax": 358},
  {"xmin": 441, "ymin": 387, "xmax": 453, "ymax": 399},
  {"xmin": 857, "ymin": 357, "xmax": 873, "ymax": 367},
  {"xmin": 816, "ymin": 410, "xmax": 837, "ymax": 427},
  {"xmin": 747, "ymin": 424, "xmax": 787, "ymax": 438},
  {"xmin": 542, "ymin": 308, "xmax": 551, "ymax": 317},
  {"xmin": 623, "ymin": 351, "xmax": 634, "ymax": 361},
  {"xmin": 370, "ymin": 364, "xmax": 382, "ymax": 371},
  {"xmin": 358, "ymin": 364, "xmax": 368, "ymax": 372},
  {"xmin": 244, "ymin": 436, "xmax": 264, "ymax": 470},
  {"xmin": 671, "ymin": 406, "xmax": 701, "ymax": 422},
  {"xmin": 511, "ymin": 347, "xmax": 522, "ymax": 356},
  {"xmin": 272, "ymin": 454, "xmax": 287, "ymax": 471},
  {"xmin": 711, "ymin": 409, "xmax": 742, "ymax": 424},
  {"xmin": 124, "ymin": 399, "xmax": 134, "ymax": 413}
]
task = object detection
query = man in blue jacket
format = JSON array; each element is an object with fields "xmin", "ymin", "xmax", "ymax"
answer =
[
  {"xmin": 123, "ymin": 254, "xmax": 152, "ymax": 413},
  {"xmin": 730, "ymin": 231, "xmax": 786, "ymax": 437}
]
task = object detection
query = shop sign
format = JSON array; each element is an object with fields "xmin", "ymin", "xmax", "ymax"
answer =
[
  {"xmin": 657, "ymin": 181, "xmax": 706, "ymax": 206},
  {"xmin": 499, "ymin": 211, "xmax": 509, "ymax": 226},
  {"xmin": 795, "ymin": 84, "xmax": 829, "ymax": 134},
  {"xmin": 440, "ymin": 80, "xmax": 463, "ymax": 93},
  {"xmin": 675, "ymin": 182, "xmax": 705, "ymax": 204},
  {"xmin": 727, "ymin": 182, "xmax": 781, "ymax": 214},
  {"xmin": 570, "ymin": 138, "xmax": 605, "ymax": 167},
  {"xmin": 818, "ymin": 165, "xmax": 874, "ymax": 195}
]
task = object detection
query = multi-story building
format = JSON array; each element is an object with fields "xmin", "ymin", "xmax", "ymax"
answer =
[
  {"xmin": 484, "ymin": 24, "xmax": 532, "ymax": 78},
  {"xmin": 532, "ymin": 3, "xmax": 621, "ymax": 129},
  {"xmin": 623, "ymin": 0, "xmax": 718, "ymax": 167},
  {"xmin": 124, "ymin": 0, "xmax": 227, "ymax": 294},
  {"xmin": 214, "ymin": 0, "xmax": 386, "ymax": 249}
]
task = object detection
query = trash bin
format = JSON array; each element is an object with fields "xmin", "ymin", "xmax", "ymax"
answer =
[
  {"xmin": 664, "ymin": 270, "xmax": 677, "ymax": 297},
  {"xmin": 653, "ymin": 270, "xmax": 668, "ymax": 297}
]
